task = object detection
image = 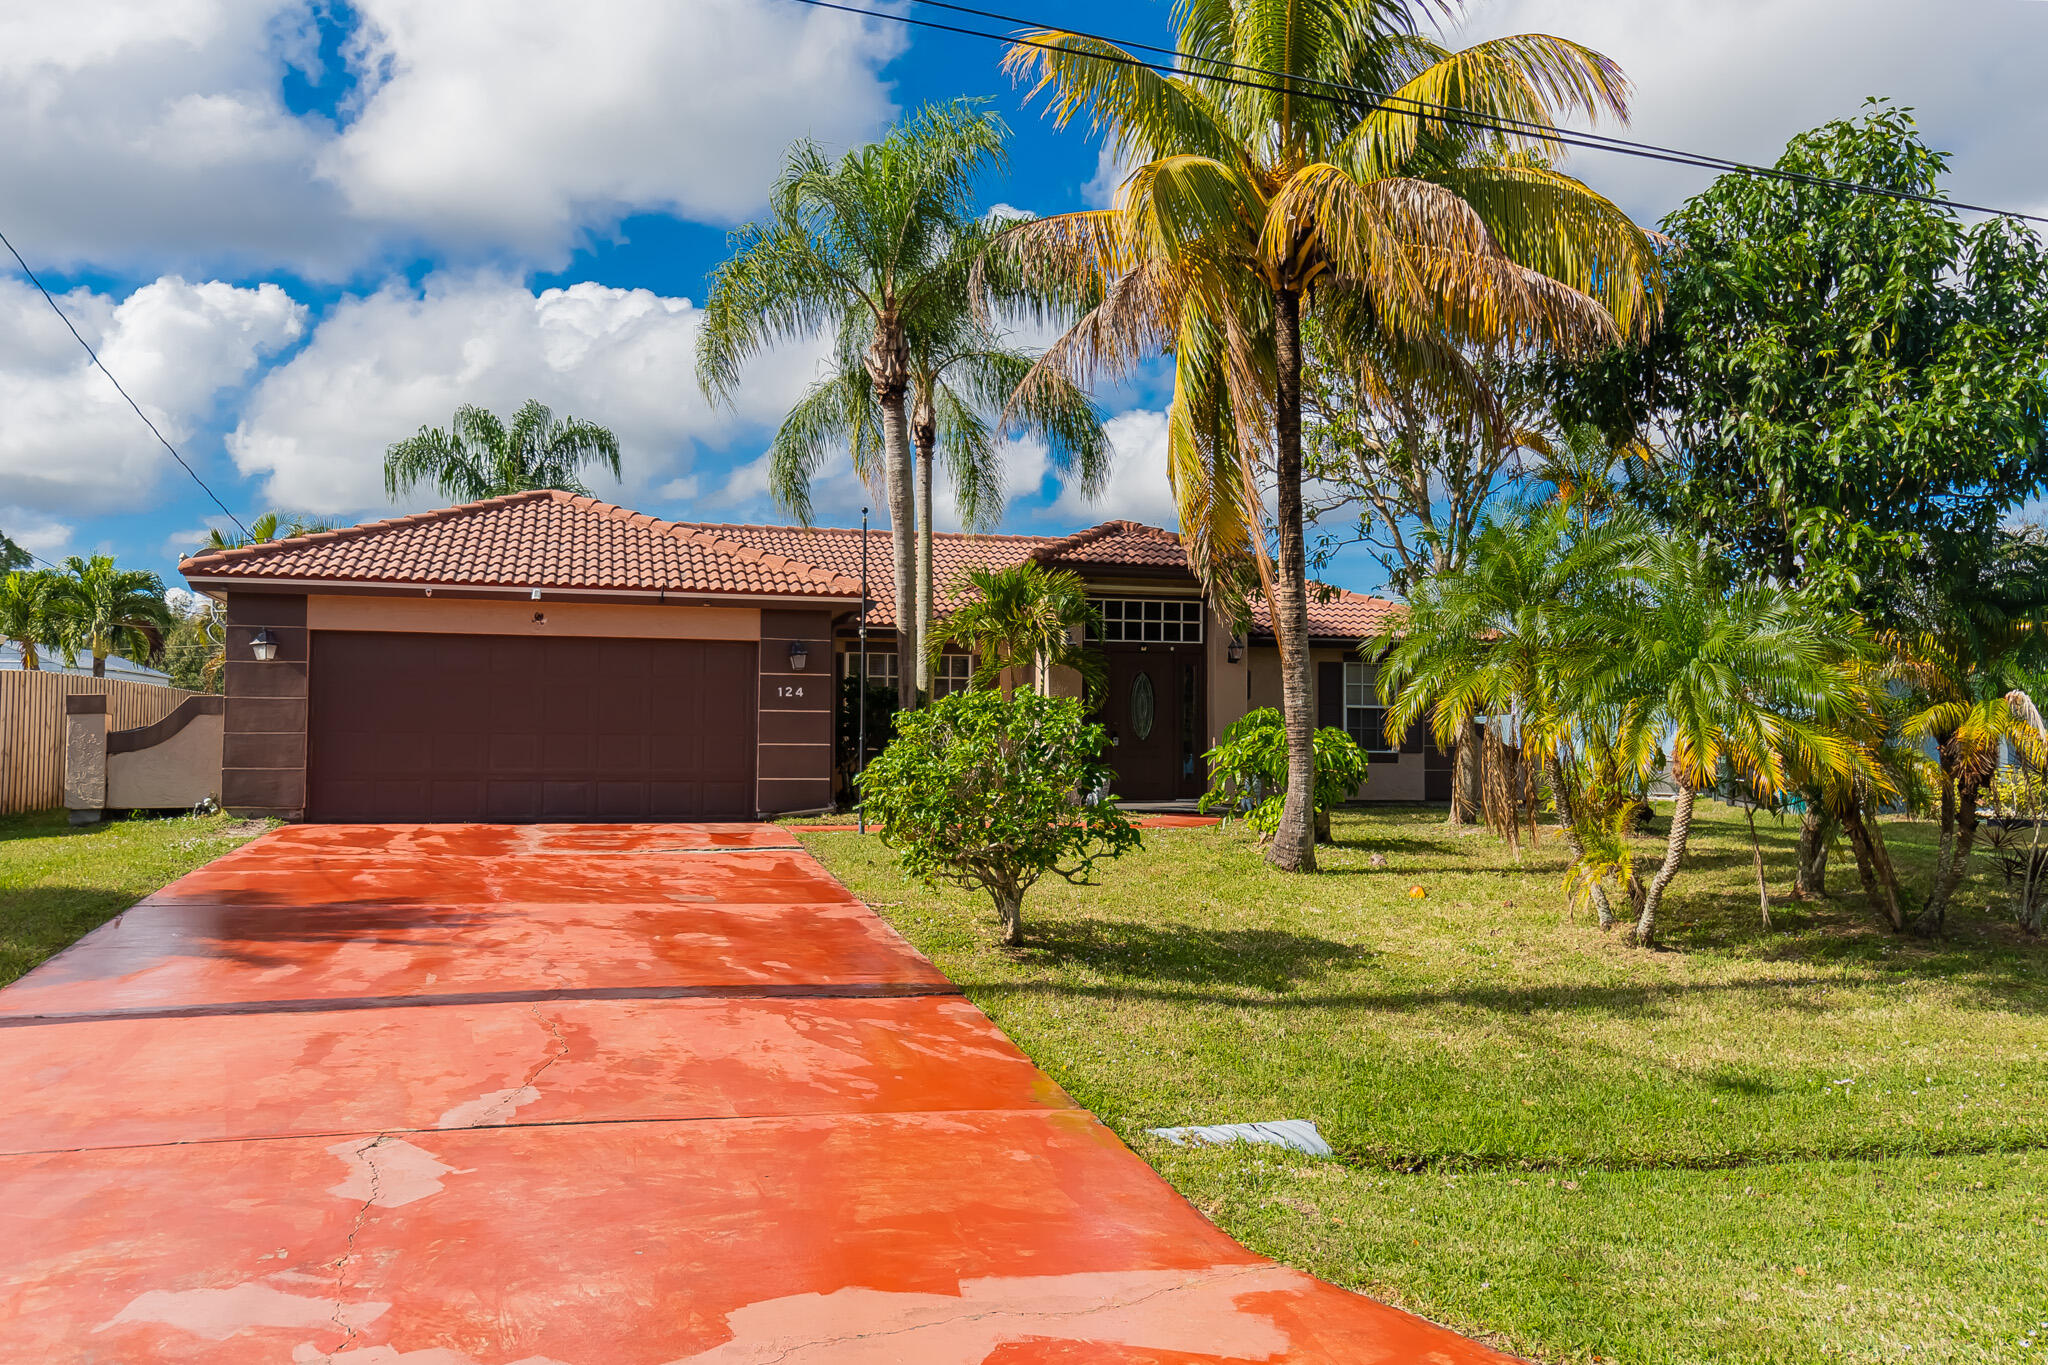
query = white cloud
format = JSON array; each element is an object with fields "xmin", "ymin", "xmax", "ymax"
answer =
[
  {"xmin": 228, "ymin": 273, "xmax": 834, "ymax": 516},
  {"xmin": 1082, "ymin": 138, "xmax": 1135, "ymax": 210},
  {"xmin": 0, "ymin": 506, "xmax": 74, "ymax": 561},
  {"xmin": 1051, "ymin": 408, "xmax": 1179, "ymax": 529},
  {"xmin": 0, "ymin": 0, "xmax": 903, "ymax": 276},
  {"xmin": 1457, "ymin": 0, "xmax": 2048, "ymax": 225},
  {"xmin": 0, "ymin": 276, "xmax": 305, "ymax": 514}
]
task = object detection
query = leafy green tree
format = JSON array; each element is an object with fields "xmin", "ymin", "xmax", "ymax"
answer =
[
  {"xmin": 0, "ymin": 532, "xmax": 30, "ymax": 574},
  {"xmin": 858, "ymin": 690, "xmax": 1139, "ymax": 944},
  {"xmin": 1198, "ymin": 708, "xmax": 1367, "ymax": 844},
  {"xmin": 384, "ymin": 400, "xmax": 621, "ymax": 503},
  {"xmin": 1000, "ymin": 1, "xmax": 1659, "ymax": 872},
  {"xmin": 700, "ymin": 101, "xmax": 1008, "ymax": 710},
  {"xmin": 0, "ymin": 570, "xmax": 67, "ymax": 670},
  {"xmin": 1563, "ymin": 102, "xmax": 2048, "ymax": 615},
  {"xmin": 57, "ymin": 554, "xmax": 170, "ymax": 678},
  {"xmin": 1579, "ymin": 540, "xmax": 1868, "ymax": 945},
  {"xmin": 924, "ymin": 561, "xmax": 1102, "ymax": 696},
  {"xmin": 162, "ymin": 597, "xmax": 225, "ymax": 694}
]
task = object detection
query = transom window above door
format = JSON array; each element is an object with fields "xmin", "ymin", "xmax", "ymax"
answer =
[{"xmin": 1093, "ymin": 597, "xmax": 1203, "ymax": 644}]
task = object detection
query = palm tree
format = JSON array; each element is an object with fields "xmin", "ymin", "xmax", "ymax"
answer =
[
  {"xmin": 1375, "ymin": 504, "xmax": 1643, "ymax": 925},
  {"xmin": 998, "ymin": 1, "xmax": 1660, "ymax": 871},
  {"xmin": 1580, "ymin": 539, "xmax": 1867, "ymax": 945},
  {"xmin": 384, "ymin": 400, "xmax": 621, "ymax": 503},
  {"xmin": 201, "ymin": 510, "xmax": 338, "ymax": 554},
  {"xmin": 926, "ymin": 561, "xmax": 1103, "ymax": 696},
  {"xmin": 0, "ymin": 570, "xmax": 67, "ymax": 670},
  {"xmin": 57, "ymin": 555, "xmax": 170, "ymax": 678},
  {"xmin": 768, "ymin": 295, "xmax": 1110, "ymax": 696},
  {"xmin": 699, "ymin": 101, "xmax": 1008, "ymax": 710}
]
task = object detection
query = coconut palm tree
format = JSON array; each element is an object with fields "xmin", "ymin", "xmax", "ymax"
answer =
[
  {"xmin": 57, "ymin": 555, "xmax": 170, "ymax": 678},
  {"xmin": 699, "ymin": 101, "xmax": 1008, "ymax": 710},
  {"xmin": 1581, "ymin": 539, "xmax": 1867, "ymax": 945},
  {"xmin": 997, "ymin": 1, "xmax": 1660, "ymax": 870},
  {"xmin": 384, "ymin": 400, "xmax": 620, "ymax": 503},
  {"xmin": 926, "ymin": 561, "xmax": 1104, "ymax": 696},
  {"xmin": 769, "ymin": 298, "xmax": 1110, "ymax": 695},
  {"xmin": 0, "ymin": 570, "xmax": 68, "ymax": 670}
]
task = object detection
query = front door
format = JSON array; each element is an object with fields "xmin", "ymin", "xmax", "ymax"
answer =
[{"xmin": 1098, "ymin": 645, "xmax": 1204, "ymax": 801}]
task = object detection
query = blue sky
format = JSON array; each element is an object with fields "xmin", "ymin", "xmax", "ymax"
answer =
[{"xmin": 5, "ymin": 0, "xmax": 2047, "ymax": 599}]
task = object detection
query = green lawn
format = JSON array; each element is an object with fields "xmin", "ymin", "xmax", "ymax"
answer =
[
  {"xmin": 0, "ymin": 810, "xmax": 273, "ymax": 986},
  {"xmin": 803, "ymin": 804, "xmax": 2048, "ymax": 1364}
]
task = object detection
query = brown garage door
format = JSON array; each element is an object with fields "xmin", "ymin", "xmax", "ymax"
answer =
[{"xmin": 307, "ymin": 631, "xmax": 756, "ymax": 822}]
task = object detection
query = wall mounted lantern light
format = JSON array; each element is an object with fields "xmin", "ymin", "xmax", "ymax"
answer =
[
  {"xmin": 788, "ymin": 641, "xmax": 810, "ymax": 671},
  {"xmin": 1226, "ymin": 636, "xmax": 1245, "ymax": 664},
  {"xmin": 250, "ymin": 628, "xmax": 279, "ymax": 662}
]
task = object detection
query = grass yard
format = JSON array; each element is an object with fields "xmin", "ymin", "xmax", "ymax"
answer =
[
  {"xmin": 0, "ymin": 810, "xmax": 273, "ymax": 987},
  {"xmin": 803, "ymin": 804, "xmax": 2048, "ymax": 1365}
]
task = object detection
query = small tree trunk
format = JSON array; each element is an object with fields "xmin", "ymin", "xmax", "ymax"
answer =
[
  {"xmin": 1548, "ymin": 753, "xmax": 1615, "ymax": 930},
  {"xmin": 1916, "ymin": 765, "xmax": 1987, "ymax": 936},
  {"xmin": 871, "ymin": 356, "xmax": 919, "ymax": 713},
  {"xmin": 1743, "ymin": 806, "xmax": 1771, "ymax": 929},
  {"xmin": 1793, "ymin": 805, "xmax": 1829, "ymax": 898},
  {"xmin": 1633, "ymin": 785, "xmax": 1694, "ymax": 946},
  {"xmin": 1266, "ymin": 285, "xmax": 1316, "ymax": 874},
  {"xmin": 994, "ymin": 888, "xmax": 1025, "ymax": 945},
  {"xmin": 913, "ymin": 394, "xmax": 936, "ymax": 699},
  {"xmin": 1447, "ymin": 719, "xmax": 1480, "ymax": 826},
  {"xmin": 1841, "ymin": 796, "xmax": 1908, "ymax": 932},
  {"xmin": 92, "ymin": 651, "xmax": 107, "ymax": 679}
]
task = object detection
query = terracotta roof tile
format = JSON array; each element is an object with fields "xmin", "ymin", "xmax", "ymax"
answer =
[
  {"xmin": 1032, "ymin": 520, "xmax": 1191, "ymax": 569},
  {"xmin": 1251, "ymin": 587, "xmax": 1405, "ymax": 640},
  {"xmin": 180, "ymin": 491, "xmax": 862, "ymax": 599}
]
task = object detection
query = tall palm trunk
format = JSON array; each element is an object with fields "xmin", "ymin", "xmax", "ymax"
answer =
[
  {"xmin": 1447, "ymin": 721, "xmax": 1480, "ymax": 825},
  {"xmin": 92, "ymin": 650, "xmax": 107, "ymax": 679},
  {"xmin": 868, "ymin": 328, "xmax": 919, "ymax": 711},
  {"xmin": 913, "ymin": 389, "xmax": 936, "ymax": 699},
  {"xmin": 1548, "ymin": 754, "xmax": 1615, "ymax": 929},
  {"xmin": 1267, "ymin": 286, "xmax": 1316, "ymax": 873},
  {"xmin": 1793, "ymin": 804, "xmax": 1829, "ymax": 897},
  {"xmin": 1634, "ymin": 784, "xmax": 1694, "ymax": 945}
]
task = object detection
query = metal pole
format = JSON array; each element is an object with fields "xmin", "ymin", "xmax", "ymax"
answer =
[{"xmin": 857, "ymin": 506, "xmax": 869, "ymax": 835}]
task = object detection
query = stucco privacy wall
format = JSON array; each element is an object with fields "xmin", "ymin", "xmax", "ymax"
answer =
[{"xmin": 107, "ymin": 698, "xmax": 224, "ymax": 810}]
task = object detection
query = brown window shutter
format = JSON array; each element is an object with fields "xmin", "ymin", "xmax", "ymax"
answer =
[{"xmin": 1316, "ymin": 661, "xmax": 1343, "ymax": 729}]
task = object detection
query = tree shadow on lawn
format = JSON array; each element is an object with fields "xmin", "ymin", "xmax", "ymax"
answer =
[{"xmin": 1015, "ymin": 918, "xmax": 1373, "ymax": 993}]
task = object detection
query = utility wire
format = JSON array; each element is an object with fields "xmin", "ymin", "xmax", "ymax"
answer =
[
  {"xmin": 790, "ymin": 0, "xmax": 2048, "ymax": 228},
  {"xmin": 0, "ymin": 227, "xmax": 253, "ymax": 539}
]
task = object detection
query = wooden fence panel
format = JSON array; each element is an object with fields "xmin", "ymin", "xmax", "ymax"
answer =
[{"xmin": 0, "ymin": 673, "xmax": 202, "ymax": 815}]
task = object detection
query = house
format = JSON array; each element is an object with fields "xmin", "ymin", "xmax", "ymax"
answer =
[
  {"xmin": 1, "ymin": 643, "xmax": 170, "ymax": 683},
  {"xmin": 179, "ymin": 490, "xmax": 1441, "ymax": 822}
]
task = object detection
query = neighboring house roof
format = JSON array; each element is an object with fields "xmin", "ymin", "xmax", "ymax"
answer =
[
  {"xmin": 0, "ymin": 643, "xmax": 169, "ymax": 682},
  {"xmin": 1030, "ymin": 520, "xmax": 1191, "ymax": 571},
  {"xmin": 1249, "ymin": 589, "xmax": 1405, "ymax": 642},
  {"xmin": 179, "ymin": 491, "xmax": 864, "ymax": 599}
]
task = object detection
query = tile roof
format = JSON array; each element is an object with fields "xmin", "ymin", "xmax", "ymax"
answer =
[
  {"xmin": 1032, "ymin": 520, "xmax": 1191, "ymax": 570},
  {"xmin": 179, "ymin": 491, "xmax": 863, "ymax": 599},
  {"xmin": 1251, "ymin": 587, "xmax": 1406, "ymax": 640}
]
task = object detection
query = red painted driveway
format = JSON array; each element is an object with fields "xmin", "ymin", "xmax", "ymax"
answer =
[{"xmin": 1, "ymin": 823, "xmax": 1518, "ymax": 1364}]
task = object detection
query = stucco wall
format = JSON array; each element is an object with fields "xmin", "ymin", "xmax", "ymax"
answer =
[
  {"xmin": 1245, "ymin": 645, "xmax": 1429, "ymax": 802},
  {"xmin": 108, "ymin": 710, "xmax": 224, "ymax": 810}
]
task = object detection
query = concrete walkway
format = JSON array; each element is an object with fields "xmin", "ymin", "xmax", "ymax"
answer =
[{"xmin": 1, "ymin": 823, "xmax": 1516, "ymax": 1363}]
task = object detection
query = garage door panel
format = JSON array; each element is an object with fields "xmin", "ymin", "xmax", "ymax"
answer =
[{"xmin": 309, "ymin": 632, "xmax": 758, "ymax": 823}]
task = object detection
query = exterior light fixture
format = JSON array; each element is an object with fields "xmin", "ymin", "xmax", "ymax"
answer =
[
  {"xmin": 788, "ymin": 641, "xmax": 809, "ymax": 671},
  {"xmin": 250, "ymin": 628, "xmax": 279, "ymax": 662},
  {"xmin": 1226, "ymin": 636, "xmax": 1245, "ymax": 664}
]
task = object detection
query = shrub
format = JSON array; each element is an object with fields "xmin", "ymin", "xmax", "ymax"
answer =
[
  {"xmin": 1198, "ymin": 707, "xmax": 1368, "ymax": 842},
  {"xmin": 857, "ymin": 690, "xmax": 1140, "ymax": 944}
]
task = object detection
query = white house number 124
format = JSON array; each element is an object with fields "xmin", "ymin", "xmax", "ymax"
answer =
[{"xmin": 776, "ymin": 684, "xmax": 804, "ymax": 699}]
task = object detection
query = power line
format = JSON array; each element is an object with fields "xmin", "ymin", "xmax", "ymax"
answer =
[
  {"xmin": 790, "ymin": 0, "xmax": 2048, "ymax": 228},
  {"xmin": 0, "ymin": 227, "xmax": 253, "ymax": 540}
]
